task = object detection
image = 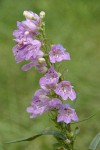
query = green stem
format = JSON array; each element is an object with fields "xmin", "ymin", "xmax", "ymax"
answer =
[
  {"xmin": 64, "ymin": 124, "xmax": 74, "ymax": 150},
  {"xmin": 40, "ymin": 21, "xmax": 51, "ymax": 68}
]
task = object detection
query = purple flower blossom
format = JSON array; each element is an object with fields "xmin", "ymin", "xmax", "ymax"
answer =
[
  {"xmin": 22, "ymin": 19, "xmax": 38, "ymax": 32},
  {"xmin": 22, "ymin": 57, "xmax": 47, "ymax": 73},
  {"xmin": 13, "ymin": 11, "xmax": 41, "ymax": 41},
  {"xmin": 55, "ymin": 81, "xmax": 76, "ymax": 101},
  {"xmin": 21, "ymin": 61, "xmax": 34, "ymax": 71},
  {"xmin": 27, "ymin": 95, "xmax": 50, "ymax": 118},
  {"xmin": 12, "ymin": 39, "xmax": 44, "ymax": 63},
  {"xmin": 49, "ymin": 44, "xmax": 70, "ymax": 63},
  {"xmin": 57, "ymin": 104, "xmax": 78, "ymax": 124},
  {"xmin": 23, "ymin": 11, "xmax": 41, "ymax": 25},
  {"xmin": 49, "ymin": 98, "xmax": 62, "ymax": 109},
  {"xmin": 34, "ymin": 89, "xmax": 49, "ymax": 97},
  {"xmin": 13, "ymin": 21, "xmax": 38, "ymax": 42},
  {"xmin": 39, "ymin": 66, "xmax": 59, "ymax": 92},
  {"xmin": 13, "ymin": 22, "xmax": 29, "ymax": 42},
  {"xmin": 33, "ymin": 58, "xmax": 48, "ymax": 73}
]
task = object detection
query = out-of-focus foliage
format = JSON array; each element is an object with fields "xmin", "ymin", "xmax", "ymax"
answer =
[{"xmin": 0, "ymin": 0, "xmax": 100, "ymax": 150}]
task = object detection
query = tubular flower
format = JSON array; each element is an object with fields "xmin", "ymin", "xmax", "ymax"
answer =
[
  {"xmin": 49, "ymin": 98, "xmax": 62, "ymax": 109},
  {"xmin": 39, "ymin": 66, "xmax": 59, "ymax": 92},
  {"xmin": 55, "ymin": 81, "xmax": 76, "ymax": 101},
  {"xmin": 22, "ymin": 57, "xmax": 47, "ymax": 73},
  {"xmin": 27, "ymin": 95, "xmax": 50, "ymax": 118},
  {"xmin": 49, "ymin": 44, "xmax": 70, "ymax": 63},
  {"xmin": 57, "ymin": 104, "xmax": 78, "ymax": 124},
  {"xmin": 12, "ymin": 39, "xmax": 43, "ymax": 63}
]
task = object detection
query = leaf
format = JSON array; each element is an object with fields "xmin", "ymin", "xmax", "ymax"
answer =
[
  {"xmin": 6, "ymin": 129, "xmax": 66, "ymax": 144},
  {"xmin": 74, "ymin": 127, "xmax": 80, "ymax": 135},
  {"xmin": 89, "ymin": 132, "xmax": 100, "ymax": 150},
  {"xmin": 73, "ymin": 127, "xmax": 80, "ymax": 142},
  {"xmin": 74, "ymin": 127, "xmax": 80, "ymax": 140}
]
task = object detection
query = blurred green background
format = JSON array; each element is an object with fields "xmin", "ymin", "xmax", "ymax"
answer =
[{"xmin": 0, "ymin": 0, "xmax": 100, "ymax": 149}]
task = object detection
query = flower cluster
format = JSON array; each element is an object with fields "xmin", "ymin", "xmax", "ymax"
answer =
[
  {"xmin": 12, "ymin": 11, "xmax": 47, "ymax": 73},
  {"xmin": 12, "ymin": 10, "xmax": 78, "ymax": 124}
]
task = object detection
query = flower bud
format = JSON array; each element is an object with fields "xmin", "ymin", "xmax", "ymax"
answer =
[
  {"xmin": 23, "ymin": 11, "xmax": 36, "ymax": 20},
  {"xmin": 65, "ymin": 138, "xmax": 71, "ymax": 144},
  {"xmin": 38, "ymin": 57, "xmax": 46, "ymax": 63},
  {"xmin": 58, "ymin": 72, "xmax": 61, "ymax": 77},
  {"xmin": 40, "ymin": 11, "xmax": 45, "ymax": 19},
  {"xmin": 40, "ymin": 95, "xmax": 50, "ymax": 99},
  {"xmin": 69, "ymin": 131, "xmax": 74, "ymax": 138}
]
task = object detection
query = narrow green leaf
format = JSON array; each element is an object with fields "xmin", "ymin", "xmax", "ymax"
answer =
[
  {"xmin": 89, "ymin": 132, "xmax": 100, "ymax": 150},
  {"xmin": 6, "ymin": 134, "xmax": 42, "ymax": 144},
  {"xmin": 6, "ymin": 129, "xmax": 66, "ymax": 144}
]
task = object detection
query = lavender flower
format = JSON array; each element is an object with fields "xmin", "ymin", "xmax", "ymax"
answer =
[
  {"xmin": 49, "ymin": 98, "xmax": 62, "ymax": 109},
  {"xmin": 34, "ymin": 58, "xmax": 48, "ymax": 73},
  {"xmin": 34, "ymin": 89, "xmax": 49, "ymax": 97},
  {"xmin": 13, "ymin": 10, "xmax": 41, "ymax": 41},
  {"xmin": 12, "ymin": 39, "xmax": 44, "ymax": 63},
  {"xmin": 57, "ymin": 104, "xmax": 78, "ymax": 124},
  {"xmin": 13, "ymin": 22, "xmax": 31, "ymax": 41},
  {"xmin": 22, "ymin": 57, "xmax": 47, "ymax": 73},
  {"xmin": 22, "ymin": 20, "xmax": 39, "ymax": 33},
  {"xmin": 39, "ymin": 66, "xmax": 59, "ymax": 92},
  {"xmin": 21, "ymin": 61, "xmax": 34, "ymax": 71},
  {"xmin": 13, "ymin": 21, "xmax": 38, "ymax": 42},
  {"xmin": 49, "ymin": 44, "xmax": 70, "ymax": 63},
  {"xmin": 55, "ymin": 81, "xmax": 76, "ymax": 101},
  {"xmin": 27, "ymin": 95, "xmax": 50, "ymax": 118}
]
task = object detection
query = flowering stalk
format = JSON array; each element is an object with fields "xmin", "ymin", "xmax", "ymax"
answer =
[{"xmin": 12, "ymin": 10, "xmax": 79, "ymax": 150}]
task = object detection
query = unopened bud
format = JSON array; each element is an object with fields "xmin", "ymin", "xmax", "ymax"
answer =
[
  {"xmin": 40, "ymin": 11, "xmax": 45, "ymax": 19},
  {"xmin": 65, "ymin": 139, "xmax": 71, "ymax": 144},
  {"xmin": 38, "ymin": 58, "xmax": 45, "ymax": 63},
  {"xmin": 23, "ymin": 11, "xmax": 36, "ymax": 20},
  {"xmin": 40, "ymin": 95, "xmax": 49, "ymax": 99},
  {"xmin": 69, "ymin": 132, "xmax": 74, "ymax": 138},
  {"xmin": 58, "ymin": 72, "xmax": 61, "ymax": 77}
]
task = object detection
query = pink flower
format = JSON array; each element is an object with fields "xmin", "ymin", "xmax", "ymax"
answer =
[
  {"xmin": 55, "ymin": 81, "xmax": 76, "ymax": 100},
  {"xmin": 27, "ymin": 95, "xmax": 50, "ymax": 118},
  {"xmin": 57, "ymin": 104, "xmax": 78, "ymax": 124},
  {"xmin": 39, "ymin": 66, "xmax": 59, "ymax": 92},
  {"xmin": 22, "ymin": 57, "xmax": 47, "ymax": 73},
  {"xmin": 49, "ymin": 44, "xmax": 70, "ymax": 63},
  {"xmin": 49, "ymin": 98, "xmax": 62, "ymax": 109},
  {"xmin": 12, "ymin": 39, "xmax": 43, "ymax": 63}
]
